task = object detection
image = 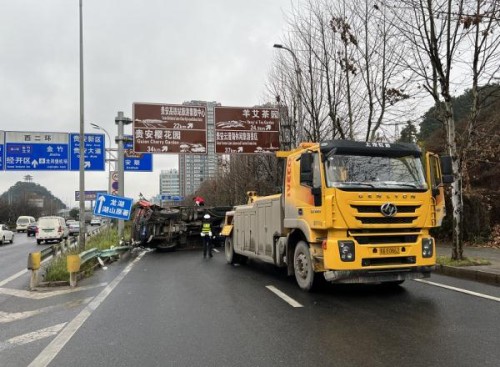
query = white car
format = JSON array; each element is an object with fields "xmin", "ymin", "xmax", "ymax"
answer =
[
  {"xmin": 90, "ymin": 218, "xmax": 101, "ymax": 226},
  {"xmin": 36, "ymin": 216, "xmax": 69, "ymax": 244},
  {"xmin": 16, "ymin": 216, "xmax": 36, "ymax": 232},
  {"xmin": 0, "ymin": 224, "xmax": 15, "ymax": 245}
]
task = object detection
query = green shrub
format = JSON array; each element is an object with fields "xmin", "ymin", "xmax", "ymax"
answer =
[{"xmin": 44, "ymin": 225, "xmax": 130, "ymax": 282}]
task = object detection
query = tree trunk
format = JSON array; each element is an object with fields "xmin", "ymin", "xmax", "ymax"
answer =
[{"xmin": 444, "ymin": 104, "xmax": 463, "ymax": 260}]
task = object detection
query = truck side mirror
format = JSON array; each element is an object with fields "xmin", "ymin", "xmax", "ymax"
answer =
[
  {"xmin": 311, "ymin": 187, "xmax": 322, "ymax": 206},
  {"xmin": 300, "ymin": 152, "xmax": 313, "ymax": 186},
  {"xmin": 439, "ymin": 156, "xmax": 454, "ymax": 183},
  {"xmin": 440, "ymin": 156, "xmax": 453, "ymax": 175}
]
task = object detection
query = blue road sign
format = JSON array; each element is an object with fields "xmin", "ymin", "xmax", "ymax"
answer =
[
  {"xmin": 124, "ymin": 135, "xmax": 153, "ymax": 172},
  {"xmin": 0, "ymin": 131, "xmax": 4, "ymax": 171},
  {"xmin": 94, "ymin": 193, "xmax": 133, "ymax": 220},
  {"xmin": 5, "ymin": 131, "xmax": 69, "ymax": 171},
  {"xmin": 69, "ymin": 133, "xmax": 105, "ymax": 171},
  {"xmin": 75, "ymin": 190, "xmax": 108, "ymax": 201},
  {"xmin": 161, "ymin": 194, "xmax": 184, "ymax": 201}
]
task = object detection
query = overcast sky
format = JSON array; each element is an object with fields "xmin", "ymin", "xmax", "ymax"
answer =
[{"xmin": 0, "ymin": 0, "xmax": 294, "ymax": 208}]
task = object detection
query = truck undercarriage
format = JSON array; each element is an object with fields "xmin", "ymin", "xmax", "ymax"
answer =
[{"xmin": 132, "ymin": 200, "xmax": 231, "ymax": 250}]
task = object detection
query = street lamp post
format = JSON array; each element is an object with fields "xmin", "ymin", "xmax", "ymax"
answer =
[
  {"xmin": 78, "ymin": 0, "xmax": 86, "ymax": 249},
  {"xmin": 115, "ymin": 112, "xmax": 132, "ymax": 239},
  {"xmin": 90, "ymin": 123, "xmax": 117, "ymax": 195},
  {"xmin": 273, "ymin": 44, "xmax": 304, "ymax": 146}
]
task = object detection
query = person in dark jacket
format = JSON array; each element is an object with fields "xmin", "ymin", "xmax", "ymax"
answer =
[{"xmin": 201, "ymin": 214, "xmax": 212, "ymax": 258}]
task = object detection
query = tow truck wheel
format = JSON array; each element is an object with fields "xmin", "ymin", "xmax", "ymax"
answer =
[
  {"xmin": 294, "ymin": 241, "xmax": 315, "ymax": 291},
  {"xmin": 225, "ymin": 237, "xmax": 236, "ymax": 264}
]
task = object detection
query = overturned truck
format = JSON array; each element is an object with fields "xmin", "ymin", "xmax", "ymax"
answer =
[{"xmin": 132, "ymin": 200, "xmax": 231, "ymax": 250}]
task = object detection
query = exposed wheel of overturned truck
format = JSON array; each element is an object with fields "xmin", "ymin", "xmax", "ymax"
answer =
[{"xmin": 294, "ymin": 241, "xmax": 315, "ymax": 291}]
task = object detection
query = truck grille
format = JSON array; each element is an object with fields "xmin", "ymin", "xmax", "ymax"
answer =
[
  {"xmin": 356, "ymin": 217, "xmax": 417, "ymax": 224},
  {"xmin": 351, "ymin": 205, "xmax": 420, "ymax": 213},
  {"xmin": 354, "ymin": 234, "xmax": 418, "ymax": 245}
]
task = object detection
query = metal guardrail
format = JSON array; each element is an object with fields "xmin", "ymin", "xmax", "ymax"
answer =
[
  {"xmin": 68, "ymin": 246, "xmax": 131, "ymax": 287},
  {"xmin": 27, "ymin": 236, "xmax": 77, "ymax": 290},
  {"xmin": 26, "ymin": 222, "xmax": 121, "ymax": 289},
  {"xmin": 79, "ymin": 248, "xmax": 100, "ymax": 265}
]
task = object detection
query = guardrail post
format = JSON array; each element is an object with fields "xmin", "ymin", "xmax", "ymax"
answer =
[
  {"xmin": 27, "ymin": 252, "xmax": 41, "ymax": 290},
  {"xmin": 67, "ymin": 255, "xmax": 81, "ymax": 287},
  {"xmin": 61, "ymin": 238, "xmax": 67, "ymax": 253}
]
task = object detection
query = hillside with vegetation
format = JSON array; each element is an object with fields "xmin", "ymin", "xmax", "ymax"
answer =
[{"xmin": 0, "ymin": 181, "xmax": 66, "ymax": 225}]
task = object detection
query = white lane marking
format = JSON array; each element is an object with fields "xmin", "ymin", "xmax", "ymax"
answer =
[
  {"xmin": 266, "ymin": 285, "xmax": 304, "ymax": 308},
  {"xmin": 0, "ymin": 323, "xmax": 67, "ymax": 352},
  {"xmin": 0, "ymin": 282, "xmax": 107, "ymax": 299},
  {"xmin": 28, "ymin": 251, "xmax": 146, "ymax": 367},
  {"xmin": 0, "ymin": 269, "xmax": 27, "ymax": 288},
  {"xmin": 414, "ymin": 279, "xmax": 500, "ymax": 303},
  {"xmin": 0, "ymin": 255, "xmax": 53, "ymax": 288},
  {"xmin": 0, "ymin": 297, "xmax": 92, "ymax": 324}
]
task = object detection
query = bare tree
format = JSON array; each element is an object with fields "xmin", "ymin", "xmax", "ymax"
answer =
[
  {"xmin": 267, "ymin": 0, "xmax": 414, "ymax": 143},
  {"xmin": 460, "ymin": 1, "xmax": 500, "ymax": 190},
  {"xmin": 385, "ymin": 0, "xmax": 500, "ymax": 260}
]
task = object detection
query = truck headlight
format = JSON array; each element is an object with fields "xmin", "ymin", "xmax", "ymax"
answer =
[
  {"xmin": 338, "ymin": 240, "xmax": 355, "ymax": 262},
  {"xmin": 422, "ymin": 238, "xmax": 434, "ymax": 258}
]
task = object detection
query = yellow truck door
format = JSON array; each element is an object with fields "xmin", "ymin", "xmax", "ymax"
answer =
[{"xmin": 426, "ymin": 152, "xmax": 446, "ymax": 226}]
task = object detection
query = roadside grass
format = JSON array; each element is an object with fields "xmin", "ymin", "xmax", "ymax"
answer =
[
  {"xmin": 436, "ymin": 256, "xmax": 491, "ymax": 267},
  {"xmin": 44, "ymin": 224, "xmax": 131, "ymax": 282}
]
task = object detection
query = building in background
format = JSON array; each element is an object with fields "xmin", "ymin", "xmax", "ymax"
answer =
[
  {"xmin": 178, "ymin": 100, "xmax": 220, "ymax": 197},
  {"xmin": 159, "ymin": 168, "xmax": 180, "ymax": 197}
]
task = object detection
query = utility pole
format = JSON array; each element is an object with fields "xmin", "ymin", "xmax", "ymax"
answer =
[
  {"xmin": 115, "ymin": 111, "xmax": 132, "ymax": 239},
  {"xmin": 273, "ymin": 44, "xmax": 304, "ymax": 146},
  {"xmin": 78, "ymin": 0, "xmax": 86, "ymax": 249}
]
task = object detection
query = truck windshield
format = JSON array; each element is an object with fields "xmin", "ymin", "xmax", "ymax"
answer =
[{"xmin": 324, "ymin": 154, "xmax": 428, "ymax": 190}]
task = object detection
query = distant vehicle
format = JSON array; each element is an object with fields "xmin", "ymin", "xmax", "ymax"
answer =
[
  {"xmin": 68, "ymin": 222, "xmax": 80, "ymax": 236},
  {"xmin": 90, "ymin": 218, "xmax": 101, "ymax": 226},
  {"xmin": 27, "ymin": 222, "xmax": 38, "ymax": 237},
  {"xmin": 16, "ymin": 216, "xmax": 36, "ymax": 233},
  {"xmin": 0, "ymin": 224, "xmax": 15, "ymax": 244},
  {"xmin": 66, "ymin": 219, "xmax": 77, "ymax": 226},
  {"xmin": 36, "ymin": 216, "xmax": 69, "ymax": 244}
]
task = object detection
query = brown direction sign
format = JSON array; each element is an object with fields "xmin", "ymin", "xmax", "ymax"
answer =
[
  {"xmin": 133, "ymin": 103, "xmax": 207, "ymax": 154},
  {"xmin": 214, "ymin": 107, "xmax": 280, "ymax": 154}
]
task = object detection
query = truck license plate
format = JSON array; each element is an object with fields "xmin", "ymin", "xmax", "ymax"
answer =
[{"xmin": 380, "ymin": 247, "xmax": 400, "ymax": 255}]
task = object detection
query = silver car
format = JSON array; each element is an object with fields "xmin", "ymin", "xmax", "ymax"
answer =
[{"xmin": 0, "ymin": 224, "xmax": 15, "ymax": 245}]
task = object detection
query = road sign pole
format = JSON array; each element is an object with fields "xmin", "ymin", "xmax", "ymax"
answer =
[
  {"xmin": 115, "ymin": 111, "xmax": 132, "ymax": 239},
  {"xmin": 78, "ymin": 0, "xmax": 86, "ymax": 249}
]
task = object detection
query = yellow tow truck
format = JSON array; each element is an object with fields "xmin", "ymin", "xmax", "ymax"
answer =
[{"xmin": 222, "ymin": 140, "xmax": 452, "ymax": 291}]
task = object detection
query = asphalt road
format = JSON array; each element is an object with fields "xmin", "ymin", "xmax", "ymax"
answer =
[
  {"xmin": 0, "ymin": 231, "xmax": 51, "ymax": 285},
  {"xmin": 1, "ymin": 245, "xmax": 499, "ymax": 367}
]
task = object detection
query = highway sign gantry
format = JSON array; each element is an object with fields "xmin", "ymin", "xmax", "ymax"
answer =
[
  {"xmin": 75, "ymin": 190, "xmax": 108, "ymax": 201},
  {"xmin": 69, "ymin": 133, "xmax": 105, "ymax": 171},
  {"xmin": 124, "ymin": 134, "xmax": 153, "ymax": 171},
  {"xmin": 3, "ymin": 131, "xmax": 107, "ymax": 171},
  {"xmin": 0, "ymin": 131, "xmax": 4, "ymax": 170},
  {"xmin": 133, "ymin": 103, "xmax": 207, "ymax": 154},
  {"xmin": 214, "ymin": 107, "xmax": 280, "ymax": 154},
  {"xmin": 5, "ymin": 131, "xmax": 69, "ymax": 170}
]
